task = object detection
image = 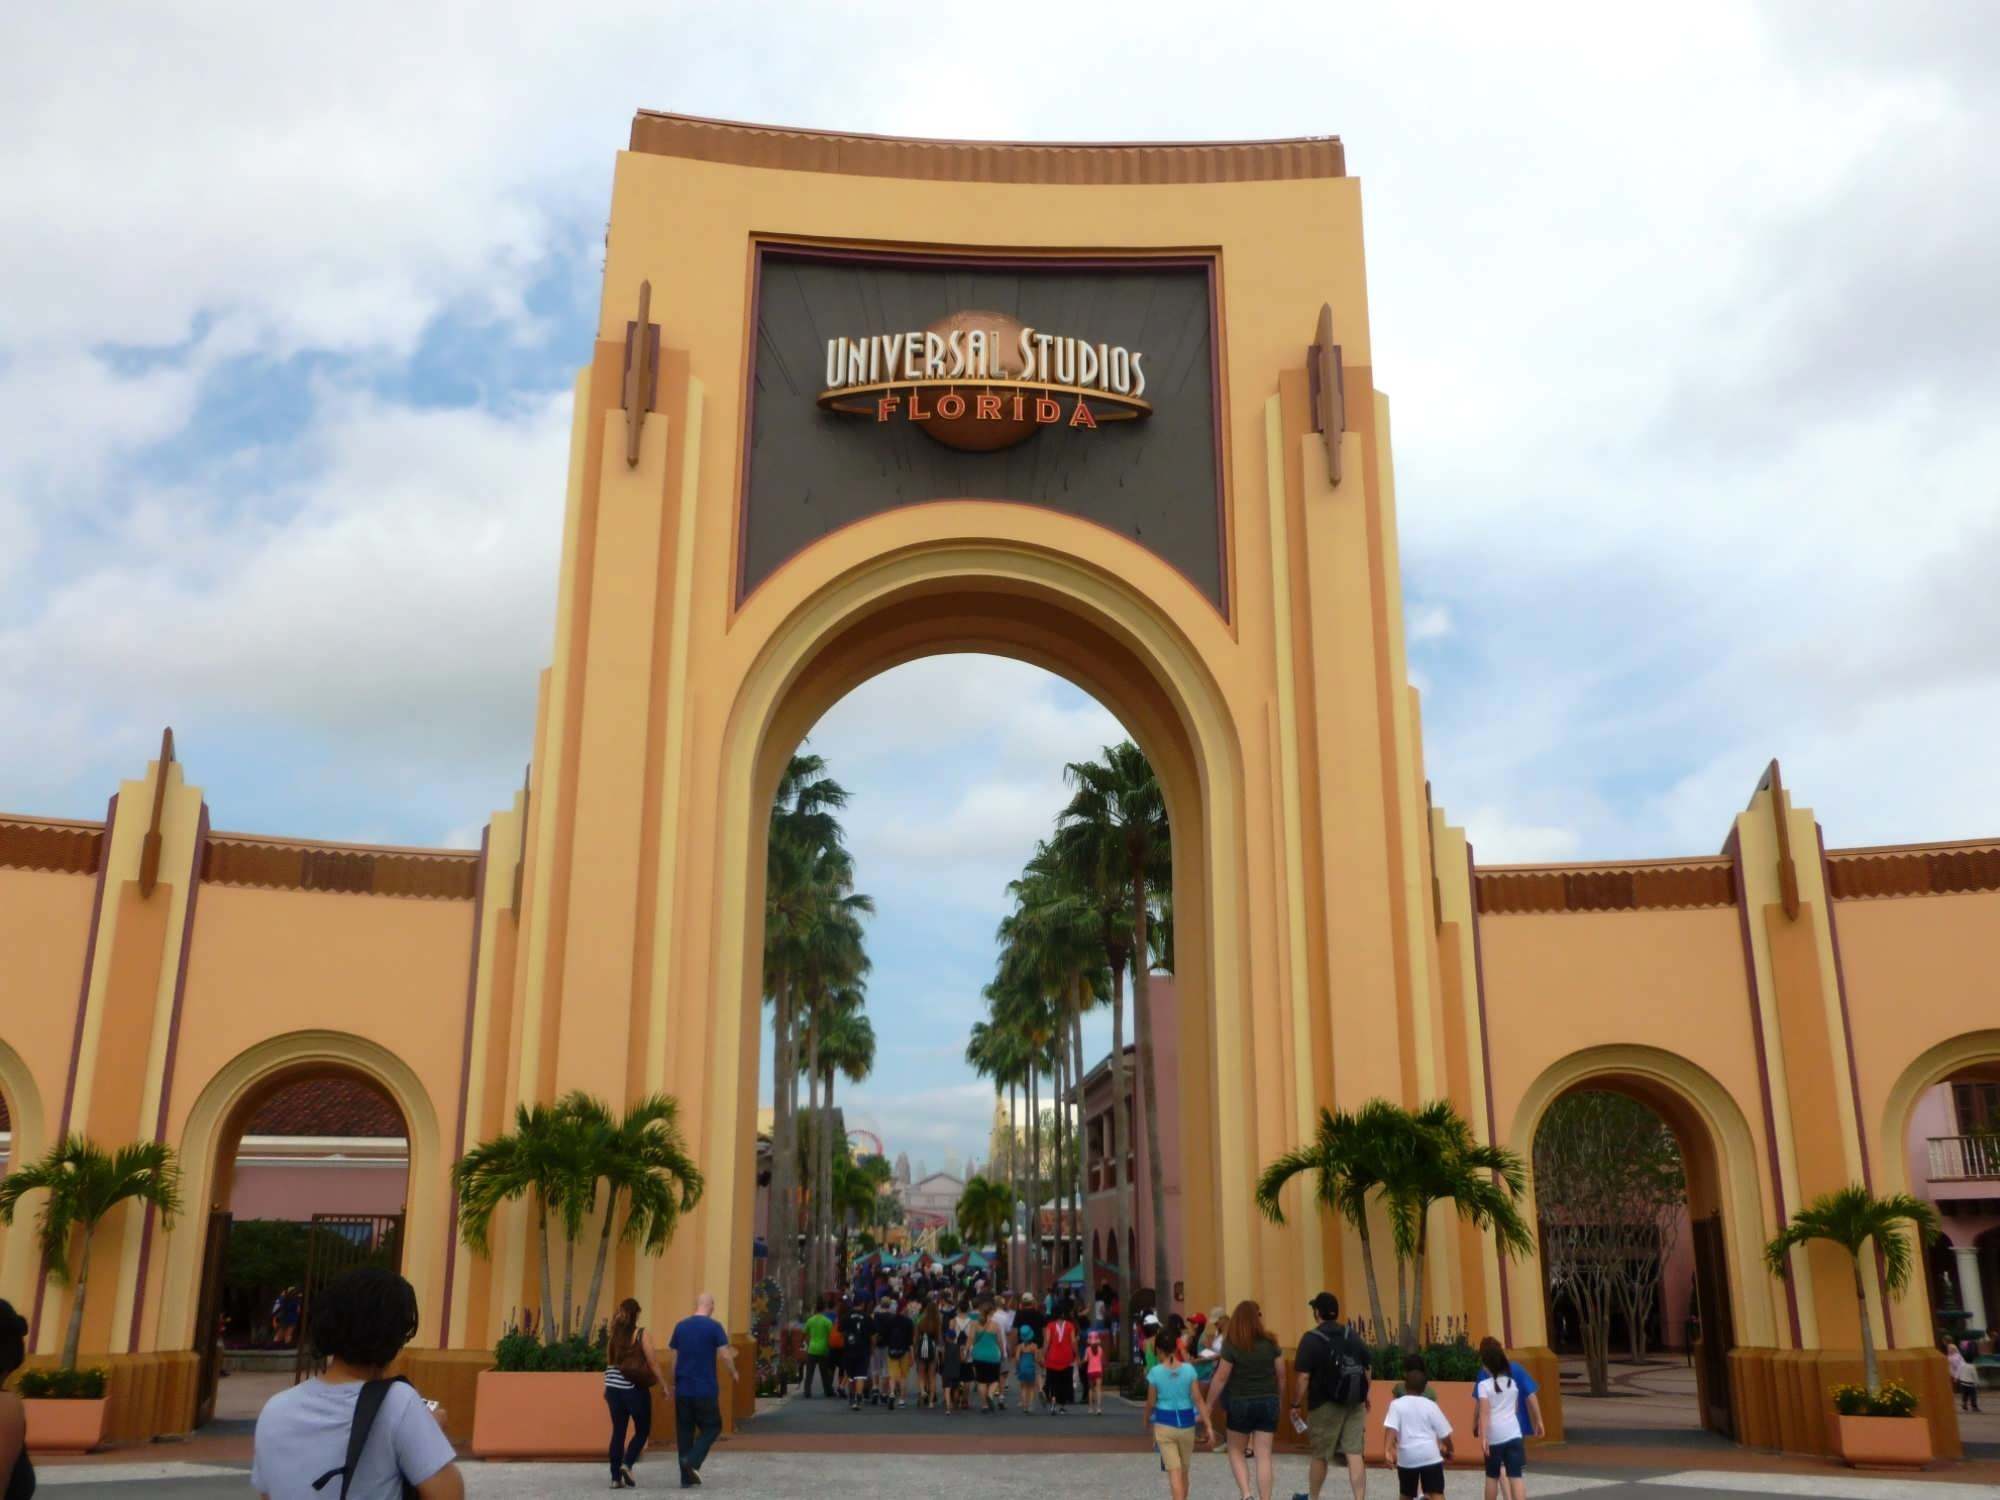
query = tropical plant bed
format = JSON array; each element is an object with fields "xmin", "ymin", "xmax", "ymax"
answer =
[
  {"xmin": 470, "ymin": 1370, "xmax": 674, "ymax": 1459},
  {"xmin": 21, "ymin": 1369, "xmax": 111, "ymax": 1455}
]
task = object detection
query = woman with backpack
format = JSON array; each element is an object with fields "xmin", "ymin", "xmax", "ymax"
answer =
[
  {"xmin": 937, "ymin": 1303, "xmax": 964, "ymax": 1413},
  {"xmin": 915, "ymin": 1303, "xmax": 943, "ymax": 1409}
]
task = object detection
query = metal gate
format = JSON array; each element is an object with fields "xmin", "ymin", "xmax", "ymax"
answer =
[
  {"xmin": 294, "ymin": 1213, "xmax": 405, "ymax": 1382},
  {"xmin": 1690, "ymin": 1210, "xmax": 1737, "ymax": 1438},
  {"xmin": 191, "ymin": 1210, "xmax": 233, "ymax": 1426}
]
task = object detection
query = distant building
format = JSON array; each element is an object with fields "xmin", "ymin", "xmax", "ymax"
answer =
[
  {"xmin": 1076, "ymin": 975, "xmax": 1184, "ymax": 1309},
  {"xmin": 905, "ymin": 1170, "xmax": 966, "ymax": 1234},
  {"xmin": 1914, "ymin": 1071, "xmax": 2000, "ymax": 1334}
]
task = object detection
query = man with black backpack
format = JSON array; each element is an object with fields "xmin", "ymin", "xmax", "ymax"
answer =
[
  {"xmin": 1289, "ymin": 1291, "xmax": 1370, "ymax": 1500},
  {"xmin": 250, "ymin": 1266, "xmax": 460, "ymax": 1500}
]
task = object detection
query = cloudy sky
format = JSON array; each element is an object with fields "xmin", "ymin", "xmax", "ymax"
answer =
[{"xmin": 5, "ymin": 3, "xmax": 1996, "ymax": 1167}]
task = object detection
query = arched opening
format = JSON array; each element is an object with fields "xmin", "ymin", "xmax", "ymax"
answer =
[
  {"xmin": 1881, "ymin": 1031, "xmax": 2000, "ymax": 1361},
  {"xmin": 1894, "ymin": 1045, "xmax": 2000, "ymax": 1346},
  {"xmin": 0, "ymin": 1039, "xmax": 47, "ymax": 1330},
  {"xmin": 748, "ymin": 648, "xmax": 1181, "ymax": 1418},
  {"xmin": 713, "ymin": 537, "xmax": 1242, "ymax": 1425},
  {"xmin": 203, "ymin": 1069, "xmax": 411, "ymax": 1419},
  {"xmin": 162, "ymin": 1031, "xmax": 442, "ymax": 1429},
  {"xmin": 1513, "ymin": 1047, "xmax": 1769, "ymax": 1447}
]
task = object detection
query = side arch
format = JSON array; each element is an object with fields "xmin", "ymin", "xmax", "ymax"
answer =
[
  {"xmin": 1506, "ymin": 1042, "xmax": 1777, "ymax": 1352},
  {"xmin": 1875, "ymin": 1028, "xmax": 2000, "ymax": 1337},
  {"xmin": 153, "ymin": 1030, "xmax": 446, "ymax": 1352},
  {"xmin": 0, "ymin": 1036, "xmax": 50, "ymax": 1315}
]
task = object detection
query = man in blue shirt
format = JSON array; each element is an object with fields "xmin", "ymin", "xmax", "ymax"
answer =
[{"xmin": 669, "ymin": 1292, "xmax": 737, "ymax": 1488}]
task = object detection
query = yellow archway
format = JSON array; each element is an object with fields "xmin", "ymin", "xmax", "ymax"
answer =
[
  {"xmin": 153, "ymin": 1030, "xmax": 446, "ymax": 1352},
  {"xmin": 0, "ymin": 1036, "xmax": 49, "ymax": 1316},
  {"xmin": 1876, "ymin": 1028, "xmax": 2000, "ymax": 1341},
  {"xmin": 1507, "ymin": 1043, "xmax": 1778, "ymax": 1353},
  {"xmin": 701, "ymin": 526, "xmax": 1260, "ymax": 1325}
]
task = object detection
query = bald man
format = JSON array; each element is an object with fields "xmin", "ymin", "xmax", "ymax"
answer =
[{"xmin": 669, "ymin": 1292, "xmax": 736, "ymax": 1488}]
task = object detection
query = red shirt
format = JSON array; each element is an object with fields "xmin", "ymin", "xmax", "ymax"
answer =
[{"xmin": 1043, "ymin": 1319, "xmax": 1078, "ymax": 1370}]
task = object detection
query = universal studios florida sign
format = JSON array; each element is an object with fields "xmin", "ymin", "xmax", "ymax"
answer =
[{"xmin": 817, "ymin": 309, "xmax": 1150, "ymax": 453}]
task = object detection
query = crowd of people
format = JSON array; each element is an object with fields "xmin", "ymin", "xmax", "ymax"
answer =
[{"xmin": 785, "ymin": 1266, "xmax": 1547, "ymax": 1500}]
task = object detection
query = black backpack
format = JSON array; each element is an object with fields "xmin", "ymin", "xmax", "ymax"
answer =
[
  {"xmin": 1302, "ymin": 1325, "xmax": 1371, "ymax": 1408},
  {"xmin": 311, "ymin": 1377, "xmax": 421, "ymax": 1500}
]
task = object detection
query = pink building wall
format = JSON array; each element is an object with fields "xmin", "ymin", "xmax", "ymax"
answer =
[
  {"xmin": 1079, "ymin": 974, "xmax": 1185, "ymax": 1311},
  {"xmin": 226, "ymin": 1150, "xmax": 408, "ymax": 1221}
]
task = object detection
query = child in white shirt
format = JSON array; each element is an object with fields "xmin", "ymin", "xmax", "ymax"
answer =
[{"xmin": 1383, "ymin": 1365, "xmax": 1454, "ymax": 1500}]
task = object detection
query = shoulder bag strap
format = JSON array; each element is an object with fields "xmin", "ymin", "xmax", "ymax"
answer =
[{"xmin": 311, "ymin": 1377, "xmax": 406, "ymax": 1499}]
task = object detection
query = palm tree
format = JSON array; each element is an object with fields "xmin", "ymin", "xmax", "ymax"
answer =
[
  {"xmin": 1055, "ymin": 740, "xmax": 1172, "ymax": 1300},
  {"xmin": 957, "ymin": 1174, "xmax": 1014, "ymax": 1254},
  {"xmin": 1255, "ymin": 1102, "xmax": 1397, "ymax": 1336},
  {"xmin": 565, "ymin": 1092, "xmax": 705, "ymax": 1335},
  {"xmin": 1388, "ymin": 1100, "xmax": 1531, "ymax": 1349},
  {"xmin": 0, "ymin": 1136, "xmax": 182, "ymax": 1371},
  {"xmin": 764, "ymin": 753, "xmax": 851, "ymax": 1314},
  {"xmin": 1764, "ymin": 1185, "xmax": 1940, "ymax": 1392},
  {"xmin": 967, "ymin": 1015, "xmax": 1030, "ymax": 1287},
  {"xmin": 453, "ymin": 1100, "xmax": 578, "ymax": 1337}
]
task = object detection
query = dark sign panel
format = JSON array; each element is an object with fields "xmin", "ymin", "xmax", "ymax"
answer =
[{"xmin": 740, "ymin": 246, "xmax": 1225, "ymax": 611}]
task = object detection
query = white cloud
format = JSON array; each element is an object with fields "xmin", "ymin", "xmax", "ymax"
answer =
[{"xmin": 1460, "ymin": 809, "xmax": 1582, "ymax": 867}]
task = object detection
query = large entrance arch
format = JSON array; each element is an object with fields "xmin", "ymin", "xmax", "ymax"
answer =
[{"xmin": 714, "ymin": 533, "xmax": 1244, "ymax": 1318}]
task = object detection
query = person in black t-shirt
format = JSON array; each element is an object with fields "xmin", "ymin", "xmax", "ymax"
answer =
[
  {"xmin": 1291, "ymin": 1291, "xmax": 1371, "ymax": 1500},
  {"xmin": 840, "ymin": 1299, "xmax": 874, "ymax": 1412},
  {"xmin": 884, "ymin": 1303, "xmax": 917, "ymax": 1408}
]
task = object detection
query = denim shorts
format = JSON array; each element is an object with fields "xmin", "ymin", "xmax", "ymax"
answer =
[
  {"xmin": 1484, "ymin": 1436, "xmax": 1526, "ymax": 1478},
  {"xmin": 1227, "ymin": 1395, "xmax": 1279, "ymax": 1433}
]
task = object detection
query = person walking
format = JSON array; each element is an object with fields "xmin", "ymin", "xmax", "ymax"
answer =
[
  {"xmin": 802, "ymin": 1297, "xmax": 835, "ymax": 1398},
  {"xmin": 884, "ymin": 1299, "xmax": 916, "ymax": 1408},
  {"xmin": 248, "ymin": 1267, "xmax": 461, "ymax": 1500},
  {"xmin": 1472, "ymin": 1336, "xmax": 1543, "ymax": 1500},
  {"xmin": 1143, "ymin": 1329, "xmax": 1213, "ymax": 1500},
  {"xmin": 839, "ymin": 1296, "xmax": 874, "ymax": 1411},
  {"xmin": 603, "ymin": 1298, "xmax": 665, "ymax": 1490},
  {"xmin": 1290, "ymin": 1292, "xmax": 1370, "ymax": 1500},
  {"xmin": 971, "ymin": 1300, "xmax": 1006, "ymax": 1414},
  {"xmin": 667, "ymin": 1292, "xmax": 736, "ymax": 1489},
  {"xmin": 1084, "ymin": 1329, "xmax": 1106, "ymax": 1414},
  {"xmin": 1948, "ymin": 1338, "xmax": 1980, "ymax": 1414},
  {"xmin": 915, "ymin": 1303, "xmax": 943, "ymax": 1409},
  {"xmin": 1042, "ymin": 1301, "xmax": 1079, "ymax": 1414},
  {"xmin": 1205, "ymin": 1299, "xmax": 1287, "ymax": 1500},
  {"xmin": 1384, "ymin": 1363, "xmax": 1453, "ymax": 1500},
  {"xmin": 1014, "ymin": 1321, "xmax": 1041, "ymax": 1413},
  {"xmin": 938, "ymin": 1303, "xmax": 964, "ymax": 1413},
  {"xmin": 1, "ymin": 1300, "xmax": 33, "ymax": 1500}
]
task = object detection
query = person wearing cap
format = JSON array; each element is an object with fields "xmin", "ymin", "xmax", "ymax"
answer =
[{"xmin": 1291, "ymin": 1292, "xmax": 1371, "ymax": 1500}]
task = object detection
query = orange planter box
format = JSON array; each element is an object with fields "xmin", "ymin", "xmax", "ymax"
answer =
[
  {"xmin": 1363, "ymin": 1382, "xmax": 1481, "ymax": 1466},
  {"xmin": 24, "ymin": 1398, "xmax": 109, "ymax": 1455},
  {"xmin": 1833, "ymin": 1413, "xmax": 1932, "ymax": 1469},
  {"xmin": 472, "ymin": 1371, "xmax": 630, "ymax": 1459}
]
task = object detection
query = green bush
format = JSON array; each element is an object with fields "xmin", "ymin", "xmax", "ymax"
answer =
[
  {"xmin": 18, "ymin": 1367, "xmax": 109, "ymax": 1399},
  {"xmin": 494, "ymin": 1327, "xmax": 608, "ymax": 1372},
  {"xmin": 1369, "ymin": 1338, "xmax": 1483, "ymax": 1385}
]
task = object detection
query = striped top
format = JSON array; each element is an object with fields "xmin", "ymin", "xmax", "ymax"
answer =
[{"xmin": 605, "ymin": 1328, "xmax": 644, "ymax": 1389}]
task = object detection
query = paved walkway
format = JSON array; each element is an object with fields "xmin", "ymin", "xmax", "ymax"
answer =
[{"xmin": 30, "ymin": 1451, "xmax": 2000, "ymax": 1497}]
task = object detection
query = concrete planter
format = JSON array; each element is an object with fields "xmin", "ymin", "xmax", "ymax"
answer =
[
  {"xmin": 470, "ymin": 1369, "xmax": 679, "ymax": 1459},
  {"xmin": 1364, "ymin": 1381, "xmax": 1481, "ymax": 1465},
  {"xmin": 1833, "ymin": 1413, "xmax": 1932, "ymax": 1469},
  {"xmin": 24, "ymin": 1397, "xmax": 109, "ymax": 1455}
]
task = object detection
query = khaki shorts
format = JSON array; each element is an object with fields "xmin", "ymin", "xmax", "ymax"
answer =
[
  {"xmin": 1307, "ymin": 1400, "xmax": 1367, "ymax": 1461},
  {"xmin": 1153, "ymin": 1422, "xmax": 1197, "ymax": 1471},
  {"xmin": 887, "ymin": 1354, "xmax": 910, "ymax": 1380}
]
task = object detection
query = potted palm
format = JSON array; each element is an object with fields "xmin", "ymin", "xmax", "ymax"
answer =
[
  {"xmin": 0, "ymin": 1135, "xmax": 181, "ymax": 1454},
  {"xmin": 453, "ymin": 1091, "xmax": 702, "ymax": 1459},
  {"xmin": 1764, "ymin": 1184, "xmax": 1940, "ymax": 1468}
]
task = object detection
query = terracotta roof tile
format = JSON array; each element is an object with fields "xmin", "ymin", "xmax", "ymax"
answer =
[{"xmin": 246, "ymin": 1077, "xmax": 403, "ymax": 1138}]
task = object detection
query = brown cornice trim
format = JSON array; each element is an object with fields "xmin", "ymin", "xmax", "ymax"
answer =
[
  {"xmin": 1823, "ymin": 840, "xmax": 2000, "ymax": 901},
  {"xmin": 439, "ymin": 828, "xmax": 489, "ymax": 1348},
  {"xmin": 1474, "ymin": 858, "xmax": 1736, "ymax": 915},
  {"xmin": 201, "ymin": 832, "xmax": 479, "ymax": 901},
  {"xmin": 630, "ymin": 111, "xmax": 1345, "ymax": 185},
  {"xmin": 0, "ymin": 814, "xmax": 105, "ymax": 876},
  {"xmin": 1724, "ymin": 826, "xmax": 1803, "ymax": 1348},
  {"xmin": 129, "ymin": 803, "xmax": 209, "ymax": 1351}
]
